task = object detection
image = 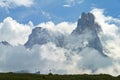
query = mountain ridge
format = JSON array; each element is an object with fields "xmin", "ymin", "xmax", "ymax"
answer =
[{"xmin": 25, "ymin": 12, "xmax": 105, "ymax": 56}]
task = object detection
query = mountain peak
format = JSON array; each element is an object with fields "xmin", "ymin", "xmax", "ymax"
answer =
[
  {"xmin": 25, "ymin": 12, "xmax": 105, "ymax": 56},
  {"xmin": 81, "ymin": 12, "xmax": 95, "ymax": 23},
  {"xmin": 32, "ymin": 27, "xmax": 42, "ymax": 33},
  {"xmin": 72, "ymin": 12, "xmax": 101, "ymax": 35},
  {"xmin": 0, "ymin": 41, "xmax": 11, "ymax": 46},
  {"xmin": 71, "ymin": 12, "xmax": 104, "ymax": 56},
  {"xmin": 24, "ymin": 27, "xmax": 65, "ymax": 48}
]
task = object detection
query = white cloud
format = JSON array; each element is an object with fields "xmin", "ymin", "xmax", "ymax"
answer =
[
  {"xmin": 0, "ymin": 0, "xmax": 34, "ymax": 8},
  {"xmin": 91, "ymin": 8, "xmax": 120, "ymax": 59},
  {"xmin": 0, "ymin": 17, "xmax": 76, "ymax": 46},
  {"xmin": 0, "ymin": 17, "xmax": 32, "ymax": 46},
  {"xmin": 89, "ymin": 8, "xmax": 120, "ymax": 76},
  {"xmin": 96, "ymin": 63, "xmax": 120, "ymax": 76},
  {"xmin": 0, "ymin": 43, "xmax": 80, "ymax": 74},
  {"xmin": 38, "ymin": 21, "xmax": 77, "ymax": 34},
  {"xmin": 63, "ymin": 0, "xmax": 84, "ymax": 7},
  {"xmin": 40, "ymin": 42, "xmax": 66, "ymax": 62},
  {"xmin": 0, "ymin": 42, "xmax": 116, "ymax": 75},
  {"xmin": 78, "ymin": 47, "xmax": 112, "ymax": 71}
]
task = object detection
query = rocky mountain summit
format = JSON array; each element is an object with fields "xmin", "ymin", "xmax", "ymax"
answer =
[{"xmin": 25, "ymin": 12, "xmax": 104, "ymax": 56}]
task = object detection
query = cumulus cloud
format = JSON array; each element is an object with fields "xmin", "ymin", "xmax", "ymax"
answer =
[
  {"xmin": 89, "ymin": 8, "xmax": 120, "ymax": 76},
  {"xmin": 38, "ymin": 21, "xmax": 77, "ymax": 34},
  {"xmin": 0, "ymin": 17, "xmax": 32, "ymax": 46},
  {"xmin": 40, "ymin": 43, "xmax": 66, "ymax": 62},
  {"xmin": 63, "ymin": 0, "xmax": 84, "ymax": 7},
  {"xmin": 0, "ymin": 42, "xmax": 113, "ymax": 74},
  {"xmin": 91, "ymin": 8, "xmax": 120, "ymax": 59},
  {"xmin": 96, "ymin": 63, "xmax": 120, "ymax": 76},
  {"xmin": 0, "ymin": 42, "xmax": 80, "ymax": 74},
  {"xmin": 0, "ymin": 17, "xmax": 76, "ymax": 46},
  {"xmin": 0, "ymin": 0, "xmax": 34, "ymax": 8}
]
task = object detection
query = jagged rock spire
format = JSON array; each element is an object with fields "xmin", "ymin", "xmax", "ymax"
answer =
[
  {"xmin": 71, "ymin": 12, "xmax": 104, "ymax": 56},
  {"xmin": 72, "ymin": 12, "xmax": 101, "ymax": 35}
]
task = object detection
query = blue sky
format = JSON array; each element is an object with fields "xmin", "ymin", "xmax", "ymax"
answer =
[{"xmin": 0, "ymin": 0, "xmax": 120, "ymax": 25}]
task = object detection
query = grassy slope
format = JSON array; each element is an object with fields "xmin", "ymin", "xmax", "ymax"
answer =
[{"xmin": 0, "ymin": 73, "xmax": 120, "ymax": 80}]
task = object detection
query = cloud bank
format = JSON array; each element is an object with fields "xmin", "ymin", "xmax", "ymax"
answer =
[
  {"xmin": 38, "ymin": 21, "xmax": 76, "ymax": 34},
  {"xmin": 0, "ymin": 42, "xmax": 113, "ymax": 75},
  {"xmin": 0, "ymin": 17, "xmax": 76, "ymax": 46},
  {"xmin": 0, "ymin": 8, "xmax": 120, "ymax": 76},
  {"xmin": 91, "ymin": 8, "xmax": 120, "ymax": 59},
  {"xmin": 0, "ymin": 17, "xmax": 31, "ymax": 46}
]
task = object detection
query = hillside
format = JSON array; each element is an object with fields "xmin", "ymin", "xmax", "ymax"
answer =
[{"xmin": 0, "ymin": 73, "xmax": 119, "ymax": 80}]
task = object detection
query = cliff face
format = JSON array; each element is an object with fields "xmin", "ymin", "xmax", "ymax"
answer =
[
  {"xmin": 24, "ymin": 27, "xmax": 65, "ymax": 48},
  {"xmin": 71, "ymin": 12, "xmax": 103, "ymax": 55},
  {"xmin": 72, "ymin": 12, "xmax": 102, "ymax": 34},
  {"xmin": 25, "ymin": 12, "xmax": 104, "ymax": 56}
]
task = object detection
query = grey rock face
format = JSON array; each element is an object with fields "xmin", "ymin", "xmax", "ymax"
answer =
[
  {"xmin": 24, "ymin": 27, "xmax": 65, "ymax": 48},
  {"xmin": 25, "ymin": 12, "xmax": 105, "ymax": 56},
  {"xmin": 0, "ymin": 41, "xmax": 11, "ymax": 46},
  {"xmin": 72, "ymin": 12, "xmax": 102, "ymax": 34},
  {"xmin": 71, "ymin": 12, "xmax": 104, "ymax": 55}
]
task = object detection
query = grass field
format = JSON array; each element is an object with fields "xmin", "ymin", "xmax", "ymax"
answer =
[{"xmin": 0, "ymin": 73, "xmax": 120, "ymax": 80}]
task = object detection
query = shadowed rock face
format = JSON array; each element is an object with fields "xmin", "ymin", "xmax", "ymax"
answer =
[
  {"xmin": 25, "ymin": 12, "xmax": 105, "ymax": 56},
  {"xmin": 24, "ymin": 27, "xmax": 65, "ymax": 48},
  {"xmin": 0, "ymin": 41, "xmax": 11, "ymax": 46},
  {"xmin": 72, "ymin": 12, "xmax": 104, "ymax": 55},
  {"xmin": 72, "ymin": 12, "xmax": 102, "ymax": 34}
]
